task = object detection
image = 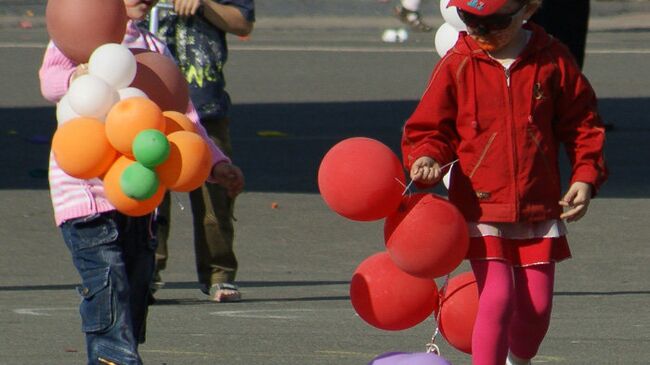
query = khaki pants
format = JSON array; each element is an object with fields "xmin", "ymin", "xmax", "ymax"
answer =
[{"xmin": 155, "ymin": 116, "xmax": 237, "ymax": 288}]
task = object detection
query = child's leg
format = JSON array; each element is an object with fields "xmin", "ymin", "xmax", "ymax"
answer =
[
  {"xmin": 121, "ymin": 214, "xmax": 157, "ymax": 343},
  {"xmin": 61, "ymin": 212, "xmax": 153, "ymax": 365},
  {"xmin": 470, "ymin": 259, "xmax": 515, "ymax": 365},
  {"xmin": 509, "ymin": 263, "xmax": 556, "ymax": 360}
]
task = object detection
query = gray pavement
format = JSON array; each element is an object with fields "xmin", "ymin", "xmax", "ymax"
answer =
[{"xmin": 1, "ymin": 1, "xmax": 649, "ymax": 364}]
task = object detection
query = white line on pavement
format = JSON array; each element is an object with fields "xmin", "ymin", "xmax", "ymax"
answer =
[
  {"xmin": 3, "ymin": 42, "xmax": 650, "ymax": 54},
  {"xmin": 210, "ymin": 308, "xmax": 314, "ymax": 319}
]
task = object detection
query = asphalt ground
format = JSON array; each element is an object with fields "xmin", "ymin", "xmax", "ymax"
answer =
[{"xmin": 0, "ymin": 1, "xmax": 649, "ymax": 364}]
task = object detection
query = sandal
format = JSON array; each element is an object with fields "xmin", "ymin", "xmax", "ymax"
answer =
[{"xmin": 208, "ymin": 283, "xmax": 242, "ymax": 303}]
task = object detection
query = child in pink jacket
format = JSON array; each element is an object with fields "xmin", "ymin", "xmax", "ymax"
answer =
[{"xmin": 39, "ymin": 1, "xmax": 243, "ymax": 363}]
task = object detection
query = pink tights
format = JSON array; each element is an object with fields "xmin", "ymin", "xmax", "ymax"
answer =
[{"xmin": 470, "ymin": 260, "xmax": 555, "ymax": 365}]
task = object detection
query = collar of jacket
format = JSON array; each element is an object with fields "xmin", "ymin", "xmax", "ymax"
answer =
[{"xmin": 451, "ymin": 22, "xmax": 554, "ymax": 62}]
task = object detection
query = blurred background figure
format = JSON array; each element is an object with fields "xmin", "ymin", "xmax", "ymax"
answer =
[
  {"xmin": 393, "ymin": 0, "xmax": 433, "ymax": 32},
  {"xmin": 530, "ymin": 0, "xmax": 590, "ymax": 69},
  {"xmin": 149, "ymin": 0, "xmax": 253, "ymax": 303}
]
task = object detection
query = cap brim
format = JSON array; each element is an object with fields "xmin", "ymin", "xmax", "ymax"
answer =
[{"xmin": 447, "ymin": 0, "xmax": 508, "ymax": 16}]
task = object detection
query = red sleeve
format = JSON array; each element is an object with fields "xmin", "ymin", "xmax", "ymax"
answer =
[
  {"xmin": 553, "ymin": 46, "xmax": 608, "ymax": 194},
  {"xmin": 401, "ymin": 56, "xmax": 459, "ymax": 176}
]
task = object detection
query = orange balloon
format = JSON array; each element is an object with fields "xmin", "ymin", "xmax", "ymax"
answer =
[
  {"xmin": 52, "ymin": 117, "xmax": 118, "ymax": 179},
  {"xmin": 103, "ymin": 155, "xmax": 166, "ymax": 216},
  {"xmin": 105, "ymin": 97, "xmax": 165, "ymax": 156},
  {"xmin": 46, "ymin": 0, "xmax": 128, "ymax": 63},
  {"xmin": 130, "ymin": 50, "xmax": 190, "ymax": 113},
  {"xmin": 163, "ymin": 111, "xmax": 197, "ymax": 135},
  {"xmin": 156, "ymin": 131, "xmax": 212, "ymax": 192}
]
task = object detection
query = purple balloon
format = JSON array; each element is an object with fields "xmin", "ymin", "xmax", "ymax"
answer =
[
  {"xmin": 397, "ymin": 352, "xmax": 453, "ymax": 365},
  {"xmin": 368, "ymin": 352, "xmax": 410, "ymax": 365}
]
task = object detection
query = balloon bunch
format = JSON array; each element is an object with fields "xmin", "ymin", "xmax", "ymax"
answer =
[
  {"xmin": 45, "ymin": 0, "xmax": 204, "ymax": 217},
  {"xmin": 51, "ymin": 42, "xmax": 211, "ymax": 217},
  {"xmin": 318, "ymin": 137, "xmax": 476, "ymax": 358},
  {"xmin": 434, "ymin": 0, "xmax": 467, "ymax": 58}
]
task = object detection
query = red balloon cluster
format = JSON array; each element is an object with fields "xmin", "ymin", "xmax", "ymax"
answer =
[
  {"xmin": 320, "ymin": 138, "xmax": 473, "ymax": 335},
  {"xmin": 318, "ymin": 137, "xmax": 405, "ymax": 221}
]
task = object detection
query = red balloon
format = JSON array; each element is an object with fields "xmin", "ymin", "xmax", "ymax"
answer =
[
  {"xmin": 318, "ymin": 137, "xmax": 405, "ymax": 221},
  {"xmin": 384, "ymin": 193, "xmax": 469, "ymax": 278},
  {"xmin": 46, "ymin": 0, "xmax": 128, "ymax": 63},
  {"xmin": 130, "ymin": 49, "xmax": 190, "ymax": 113},
  {"xmin": 350, "ymin": 252, "xmax": 439, "ymax": 331},
  {"xmin": 437, "ymin": 272, "xmax": 479, "ymax": 354}
]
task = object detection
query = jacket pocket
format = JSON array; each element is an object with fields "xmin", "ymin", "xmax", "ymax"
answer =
[
  {"xmin": 527, "ymin": 127, "xmax": 557, "ymax": 182},
  {"xmin": 468, "ymin": 132, "xmax": 497, "ymax": 179},
  {"xmin": 78, "ymin": 266, "xmax": 114, "ymax": 333},
  {"xmin": 67, "ymin": 213, "xmax": 119, "ymax": 251}
]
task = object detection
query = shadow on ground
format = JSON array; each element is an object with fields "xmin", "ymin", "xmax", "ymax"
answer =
[{"xmin": 1, "ymin": 97, "xmax": 647, "ymax": 196}]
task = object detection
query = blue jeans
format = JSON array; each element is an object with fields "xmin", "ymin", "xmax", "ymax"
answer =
[{"xmin": 61, "ymin": 211, "xmax": 156, "ymax": 365}]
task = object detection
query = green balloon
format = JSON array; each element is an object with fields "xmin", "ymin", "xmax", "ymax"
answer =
[
  {"xmin": 120, "ymin": 162, "xmax": 159, "ymax": 200},
  {"xmin": 132, "ymin": 129, "xmax": 170, "ymax": 168}
]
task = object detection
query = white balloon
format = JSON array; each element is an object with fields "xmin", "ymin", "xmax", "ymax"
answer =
[
  {"xmin": 68, "ymin": 74, "xmax": 118, "ymax": 119},
  {"xmin": 434, "ymin": 23, "xmax": 460, "ymax": 58},
  {"xmin": 118, "ymin": 87, "xmax": 148, "ymax": 100},
  {"xmin": 56, "ymin": 94, "xmax": 80, "ymax": 125},
  {"xmin": 440, "ymin": 0, "xmax": 467, "ymax": 31},
  {"xmin": 88, "ymin": 43, "xmax": 137, "ymax": 89}
]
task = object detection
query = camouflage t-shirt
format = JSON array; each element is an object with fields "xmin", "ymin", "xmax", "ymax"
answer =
[{"xmin": 155, "ymin": 0, "xmax": 255, "ymax": 120}]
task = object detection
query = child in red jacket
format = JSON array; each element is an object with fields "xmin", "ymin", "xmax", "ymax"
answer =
[{"xmin": 401, "ymin": 0, "xmax": 607, "ymax": 364}]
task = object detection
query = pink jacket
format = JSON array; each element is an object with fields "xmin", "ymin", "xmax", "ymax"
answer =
[{"xmin": 39, "ymin": 21, "xmax": 229, "ymax": 226}]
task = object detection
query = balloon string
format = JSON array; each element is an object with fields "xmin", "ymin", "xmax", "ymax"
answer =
[
  {"xmin": 402, "ymin": 159, "xmax": 459, "ymax": 196},
  {"xmin": 402, "ymin": 180, "xmax": 415, "ymax": 195},
  {"xmin": 426, "ymin": 273, "xmax": 451, "ymax": 354},
  {"xmin": 440, "ymin": 159, "xmax": 459, "ymax": 171}
]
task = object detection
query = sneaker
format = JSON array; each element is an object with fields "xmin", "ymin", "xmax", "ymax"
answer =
[{"xmin": 393, "ymin": 5, "xmax": 433, "ymax": 32}]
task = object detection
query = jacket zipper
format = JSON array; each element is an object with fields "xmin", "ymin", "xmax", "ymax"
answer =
[{"xmin": 504, "ymin": 64, "xmax": 519, "ymax": 220}]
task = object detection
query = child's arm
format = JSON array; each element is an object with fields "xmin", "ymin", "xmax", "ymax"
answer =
[
  {"xmin": 39, "ymin": 42, "xmax": 78, "ymax": 103},
  {"xmin": 410, "ymin": 156, "xmax": 442, "ymax": 184},
  {"xmin": 402, "ymin": 58, "xmax": 459, "ymax": 186},
  {"xmin": 183, "ymin": 103, "xmax": 243, "ymax": 196},
  {"xmin": 553, "ymin": 49, "xmax": 608, "ymax": 197},
  {"xmin": 559, "ymin": 181, "xmax": 592, "ymax": 222}
]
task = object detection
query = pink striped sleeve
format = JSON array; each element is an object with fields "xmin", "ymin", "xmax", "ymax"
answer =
[{"xmin": 39, "ymin": 42, "xmax": 77, "ymax": 103}]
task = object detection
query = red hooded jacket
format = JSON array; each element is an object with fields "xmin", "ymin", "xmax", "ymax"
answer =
[{"xmin": 402, "ymin": 24, "xmax": 608, "ymax": 223}]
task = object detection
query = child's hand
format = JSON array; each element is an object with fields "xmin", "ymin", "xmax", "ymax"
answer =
[
  {"xmin": 173, "ymin": 0, "xmax": 203, "ymax": 16},
  {"xmin": 410, "ymin": 156, "xmax": 442, "ymax": 184},
  {"xmin": 211, "ymin": 162, "xmax": 244, "ymax": 197},
  {"xmin": 70, "ymin": 63, "xmax": 88, "ymax": 83},
  {"xmin": 559, "ymin": 182, "xmax": 592, "ymax": 222}
]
